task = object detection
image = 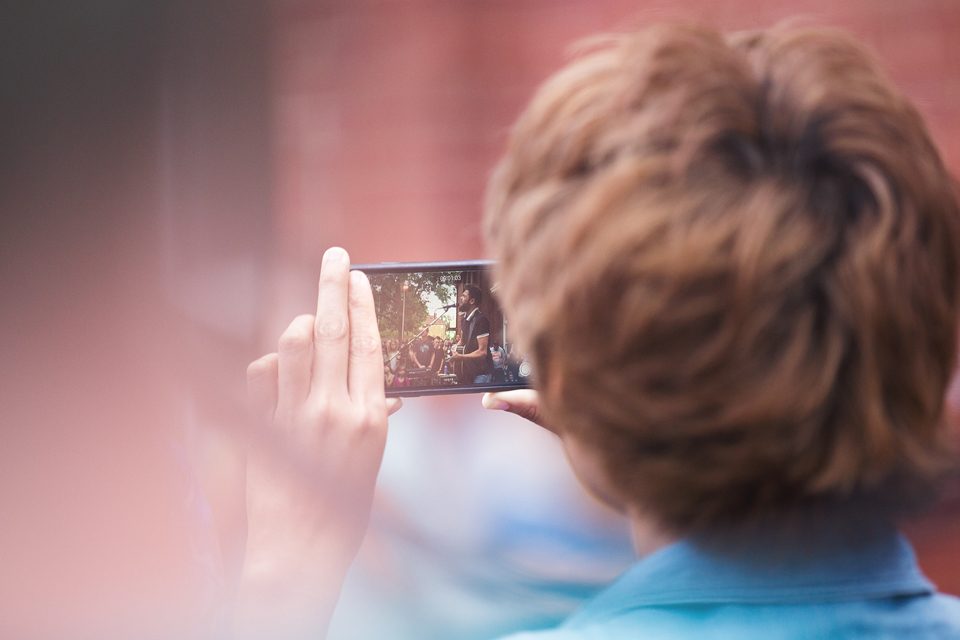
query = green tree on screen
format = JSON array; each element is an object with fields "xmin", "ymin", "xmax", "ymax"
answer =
[{"xmin": 369, "ymin": 273, "xmax": 454, "ymax": 344}]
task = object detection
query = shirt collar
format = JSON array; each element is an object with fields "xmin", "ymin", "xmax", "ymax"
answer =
[
  {"xmin": 465, "ymin": 307, "xmax": 478, "ymax": 321},
  {"xmin": 565, "ymin": 527, "xmax": 933, "ymax": 626}
]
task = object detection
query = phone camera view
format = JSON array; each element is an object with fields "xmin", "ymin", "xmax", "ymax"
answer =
[{"xmin": 367, "ymin": 267, "xmax": 530, "ymax": 394}]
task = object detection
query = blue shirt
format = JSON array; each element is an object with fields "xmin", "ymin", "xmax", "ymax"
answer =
[{"xmin": 500, "ymin": 528, "xmax": 960, "ymax": 639}]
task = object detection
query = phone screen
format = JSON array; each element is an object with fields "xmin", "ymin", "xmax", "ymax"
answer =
[{"xmin": 354, "ymin": 260, "xmax": 532, "ymax": 397}]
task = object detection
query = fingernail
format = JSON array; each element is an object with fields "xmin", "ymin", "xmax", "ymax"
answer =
[
  {"xmin": 324, "ymin": 247, "xmax": 347, "ymax": 264},
  {"xmin": 482, "ymin": 394, "xmax": 510, "ymax": 411}
]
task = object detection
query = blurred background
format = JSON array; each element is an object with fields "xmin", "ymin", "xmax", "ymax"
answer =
[{"xmin": 1, "ymin": 0, "xmax": 959, "ymax": 637}]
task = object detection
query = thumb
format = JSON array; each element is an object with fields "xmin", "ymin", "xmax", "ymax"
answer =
[
  {"xmin": 386, "ymin": 397, "xmax": 404, "ymax": 417},
  {"xmin": 482, "ymin": 390, "xmax": 546, "ymax": 427},
  {"xmin": 247, "ymin": 353, "xmax": 279, "ymax": 424}
]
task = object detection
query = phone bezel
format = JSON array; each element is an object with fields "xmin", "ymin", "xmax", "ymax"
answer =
[{"xmin": 352, "ymin": 259, "xmax": 531, "ymax": 398}]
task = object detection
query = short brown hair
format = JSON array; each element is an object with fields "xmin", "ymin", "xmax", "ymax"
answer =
[{"xmin": 485, "ymin": 24, "xmax": 960, "ymax": 533}]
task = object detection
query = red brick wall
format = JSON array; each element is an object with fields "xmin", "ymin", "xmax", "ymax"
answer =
[
  {"xmin": 271, "ymin": 0, "xmax": 960, "ymax": 593},
  {"xmin": 271, "ymin": 0, "xmax": 960, "ymax": 262}
]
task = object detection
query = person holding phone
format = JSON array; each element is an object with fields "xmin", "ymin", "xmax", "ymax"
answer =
[{"xmin": 237, "ymin": 23, "xmax": 960, "ymax": 640}]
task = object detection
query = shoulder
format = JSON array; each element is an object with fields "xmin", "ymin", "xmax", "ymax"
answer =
[
  {"xmin": 496, "ymin": 630, "xmax": 586, "ymax": 640},
  {"xmin": 498, "ymin": 596, "xmax": 960, "ymax": 640},
  {"xmin": 919, "ymin": 592, "xmax": 960, "ymax": 631}
]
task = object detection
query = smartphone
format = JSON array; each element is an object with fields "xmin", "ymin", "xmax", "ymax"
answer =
[{"xmin": 353, "ymin": 260, "xmax": 533, "ymax": 397}]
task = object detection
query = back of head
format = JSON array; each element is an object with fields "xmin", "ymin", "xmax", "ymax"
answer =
[{"xmin": 485, "ymin": 24, "xmax": 960, "ymax": 534}]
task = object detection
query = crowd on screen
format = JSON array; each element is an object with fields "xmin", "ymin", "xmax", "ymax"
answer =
[{"xmin": 382, "ymin": 335, "xmax": 523, "ymax": 387}]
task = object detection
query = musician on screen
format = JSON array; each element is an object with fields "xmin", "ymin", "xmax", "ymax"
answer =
[{"xmin": 450, "ymin": 284, "xmax": 494, "ymax": 384}]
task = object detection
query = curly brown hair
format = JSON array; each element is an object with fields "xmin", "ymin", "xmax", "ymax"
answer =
[{"xmin": 484, "ymin": 24, "xmax": 960, "ymax": 533}]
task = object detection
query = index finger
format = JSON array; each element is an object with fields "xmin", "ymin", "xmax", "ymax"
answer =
[
  {"xmin": 311, "ymin": 247, "xmax": 351, "ymax": 399},
  {"xmin": 347, "ymin": 269, "xmax": 386, "ymax": 403}
]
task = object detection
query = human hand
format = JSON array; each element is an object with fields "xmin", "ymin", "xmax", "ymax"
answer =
[
  {"xmin": 481, "ymin": 389, "xmax": 547, "ymax": 428},
  {"xmin": 236, "ymin": 247, "xmax": 401, "ymax": 639}
]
